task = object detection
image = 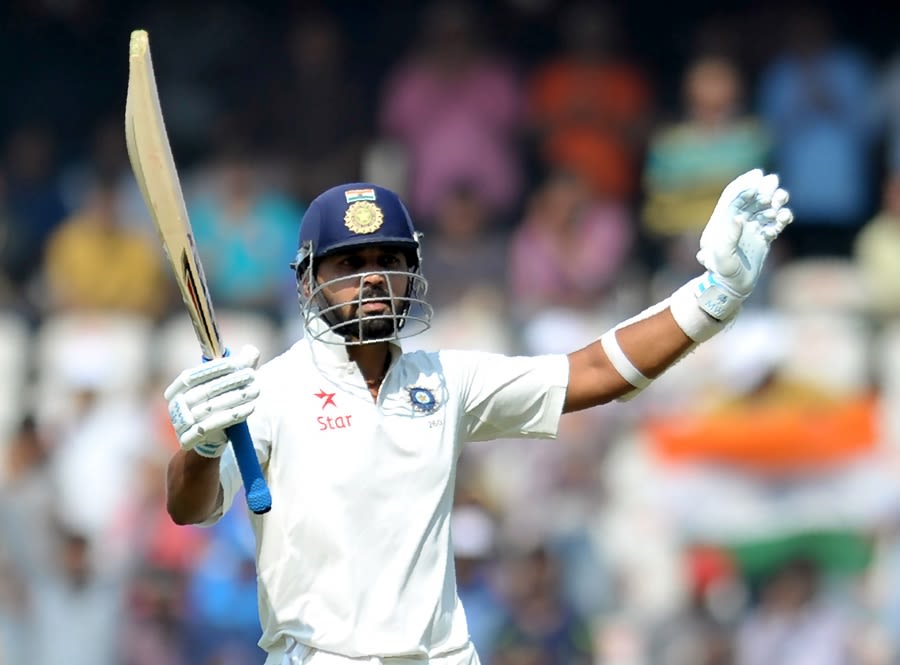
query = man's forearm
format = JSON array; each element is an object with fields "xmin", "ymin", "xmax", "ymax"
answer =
[
  {"xmin": 615, "ymin": 306, "xmax": 696, "ymax": 377},
  {"xmin": 564, "ymin": 307, "xmax": 695, "ymax": 412},
  {"xmin": 166, "ymin": 449, "xmax": 222, "ymax": 525}
]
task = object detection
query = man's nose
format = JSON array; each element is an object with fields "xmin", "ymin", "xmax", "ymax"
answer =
[
  {"xmin": 362, "ymin": 269, "xmax": 386, "ymax": 287},
  {"xmin": 363, "ymin": 263, "xmax": 385, "ymax": 283}
]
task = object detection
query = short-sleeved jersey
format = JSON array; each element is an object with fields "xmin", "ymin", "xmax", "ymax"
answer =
[{"xmin": 206, "ymin": 319, "xmax": 569, "ymax": 658}]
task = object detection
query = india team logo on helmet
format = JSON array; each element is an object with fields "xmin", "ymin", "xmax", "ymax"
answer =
[
  {"xmin": 344, "ymin": 201, "xmax": 384, "ymax": 234},
  {"xmin": 291, "ymin": 183, "xmax": 432, "ymax": 345}
]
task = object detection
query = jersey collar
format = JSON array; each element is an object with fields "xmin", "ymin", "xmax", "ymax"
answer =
[{"xmin": 303, "ymin": 315, "xmax": 403, "ymax": 370}]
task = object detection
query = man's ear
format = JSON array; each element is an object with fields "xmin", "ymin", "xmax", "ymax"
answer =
[{"xmin": 298, "ymin": 268, "xmax": 314, "ymax": 299}]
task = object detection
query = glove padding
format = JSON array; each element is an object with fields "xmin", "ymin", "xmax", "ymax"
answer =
[
  {"xmin": 164, "ymin": 344, "xmax": 261, "ymax": 457},
  {"xmin": 694, "ymin": 169, "xmax": 793, "ymax": 320}
]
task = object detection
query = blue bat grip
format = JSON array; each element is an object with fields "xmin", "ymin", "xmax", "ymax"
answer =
[
  {"xmin": 226, "ymin": 421, "xmax": 272, "ymax": 514},
  {"xmin": 202, "ymin": 350, "xmax": 271, "ymax": 515}
]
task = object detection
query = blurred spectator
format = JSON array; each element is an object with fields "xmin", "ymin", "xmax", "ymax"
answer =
[
  {"xmin": 757, "ymin": 6, "xmax": 878, "ymax": 258},
  {"xmin": 116, "ymin": 421, "xmax": 201, "ymax": 665},
  {"xmin": 404, "ymin": 286, "xmax": 516, "ymax": 356},
  {"xmin": 42, "ymin": 178, "xmax": 170, "ymax": 317},
  {"xmin": 526, "ymin": 2, "xmax": 653, "ymax": 203},
  {"xmin": 48, "ymin": 359, "xmax": 156, "ymax": 558},
  {"xmin": 420, "ymin": 182, "xmax": 510, "ymax": 311},
  {"xmin": 109, "ymin": 451, "xmax": 205, "ymax": 575},
  {"xmin": 853, "ymin": 171, "xmax": 900, "ymax": 322},
  {"xmin": 876, "ymin": 48, "xmax": 900, "ymax": 172},
  {"xmin": 2, "ymin": 124, "xmax": 67, "ymax": 295},
  {"xmin": 0, "ymin": 169, "xmax": 20, "ymax": 304},
  {"xmin": 508, "ymin": 170, "xmax": 633, "ymax": 318},
  {"xmin": 645, "ymin": 545, "xmax": 743, "ymax": 665},
  {"xmin": 133, "ymin": 0, "xmax": 267, "ymax": 160},
  {"xmin": 0, "ymin": 415, "xmax": 55, "ymax": 665},
  {"xmin": 183, "ymin": 496, "xmax": 263, "ymax": 664},
  {"xmin": 641, "ymin": 54, "xmax": 769, "ymax": 278},
  {"xmin": 452, "ymin": 503, "xmax": 509, "ymax": 660},
  {"xmin": 0, "ymin": 415, "xmax": 56, "ymax": 572},
  {"xmin": 864, "ymin": 522, "xmax": 900, "ymax": 664},
  {"xmin": 59, "ymin": 116, "xmax": 154, "ymax": 232},
  {"xmin": 121, "ymin": 564, "xmax": 188, "ymax": 665},
  {"xmin": 379, "ymin": 0, "xmax": 524, "ymax": 220},
  {"xmin": 469, "ymin": 406, "xmax": 617, "ymax": 622},
  {"xmin": 534, "ymin": 410, "xmax": 616, "ymax": 621},
  {"xmin": 735, "ymin": 557, "xmax": 854, "ymax": 665},
  {"xmin": 30, "ymin": 525, "xmax": 124, "ymax": 665},
  {"xmin": 0, "ymin": 548, "xmax": 28, "ymax": 665},
  {"xmin": 264, "ymin": 10, "xmax": 368, "ymax": 204},
  {"xmin": 187, "ymin": 148, "xmax": 303, "ymax": 320},
  {"xmin": 490, "ymin": 544, "xmax": 594, "ymax": 665}
]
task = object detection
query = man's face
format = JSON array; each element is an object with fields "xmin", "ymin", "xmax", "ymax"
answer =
[{"xmin": 313, "ymin": 246, "xmax": 411, "ymax": 341}]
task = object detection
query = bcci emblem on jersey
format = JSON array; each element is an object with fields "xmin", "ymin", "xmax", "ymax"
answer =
[{"xmin": 408, "ymin": 386, "xmax": 438, "ymax": 413}]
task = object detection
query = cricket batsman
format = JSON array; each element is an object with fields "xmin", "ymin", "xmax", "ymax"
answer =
[{"xmin": 163, "ymin": 170, "xmax": 792, "ymax": 664}]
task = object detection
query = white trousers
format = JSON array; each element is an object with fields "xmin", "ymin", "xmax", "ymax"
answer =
[{"xmin": 265, "ymin": 640, "xmax": 481, "ymax": 665}]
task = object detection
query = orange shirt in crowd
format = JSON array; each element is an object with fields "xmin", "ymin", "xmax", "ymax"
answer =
[{"xmin": 528, "ymin": 61, "xmax": 652, "ymax": 200}]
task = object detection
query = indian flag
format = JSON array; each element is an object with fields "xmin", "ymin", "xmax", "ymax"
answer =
[
  {"xmin": 638, "ymin": 397, "xmax": 895, "ymax": 579},
  {"xmin": 345, "ymin": 188, "xmax": 376, "ymax": 203}
]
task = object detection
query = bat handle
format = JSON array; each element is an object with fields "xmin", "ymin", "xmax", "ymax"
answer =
[{"xmin": 226, "ymin": 421, "xmax": 272, "ymax": 514}]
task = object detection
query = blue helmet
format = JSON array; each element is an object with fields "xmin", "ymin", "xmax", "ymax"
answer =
[
  {"xmin": 292, "ymin": 183, "xmax": 422, "ymax": 274},
  {"xmin": 291, "ymin": 183, "xmax": 432, "ymax": 345}
]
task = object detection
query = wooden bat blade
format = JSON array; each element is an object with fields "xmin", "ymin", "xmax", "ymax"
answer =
[
  {"xmin": 125, "ymin": 29, "xmax": 222, "ymax": 361},
  {"xmin": 125, "ymin": 29, "xmax": 271, "ymax": 515}
]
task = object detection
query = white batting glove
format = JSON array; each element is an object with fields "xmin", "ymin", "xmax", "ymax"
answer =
[
  {"xmin": 164, "ymin": 345, "xmax": 261, "ymax": 457},
  {"xmin": 692, "ymin": 169, "xmax": 793, "ymax": 321}
]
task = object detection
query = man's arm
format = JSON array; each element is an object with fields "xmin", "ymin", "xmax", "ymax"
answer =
[
  {"xmin": 166, "ymin": 450, "xmax": 223, "ymax": 525},
  {"xmin": 564, "ymin": 169, "xmax": 793, "ymax": 413},
  {"xmin": 565, "ymin": 308, "xmax": 692, "ymax": 412}
]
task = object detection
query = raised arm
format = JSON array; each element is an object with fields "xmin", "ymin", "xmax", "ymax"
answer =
[{"xmin": 564, "ymin": 169, "xmax": 793, "ymax": 412}]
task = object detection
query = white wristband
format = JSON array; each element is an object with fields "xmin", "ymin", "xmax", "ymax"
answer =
[
  {"xmin": 600, "ymin": 330, "xmax": 652, "ymax": 389},
  {"xmin": 669, "ymin": 275, "xmax": 733, "ymax": 342}
]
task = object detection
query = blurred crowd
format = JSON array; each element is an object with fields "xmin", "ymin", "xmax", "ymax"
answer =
[{"xmin": 4, "ymin": 0, "xmax": 900, "ymax": 663}]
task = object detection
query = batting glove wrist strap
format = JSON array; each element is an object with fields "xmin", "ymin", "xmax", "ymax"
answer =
[
  {"xmin": 693, "ymin": 271, "xmax": 744, "ymax": 321},
  {"xmin": 670, "ymin": 276, "xmax": 733, "ymax": 342}
]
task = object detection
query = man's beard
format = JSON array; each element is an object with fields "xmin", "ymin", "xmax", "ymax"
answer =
[
  {"xmin": 330, "ymin": 286, "xmax": 404, "ymax": 342},
  {"xmin": 333, "ymin": 315, "xmax": 398, "ymax": 341}
]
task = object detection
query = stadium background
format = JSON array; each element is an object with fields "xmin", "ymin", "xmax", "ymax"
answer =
[{"xmin": 4, "ymin": 0, "xmax": 900, "ymax": 664}]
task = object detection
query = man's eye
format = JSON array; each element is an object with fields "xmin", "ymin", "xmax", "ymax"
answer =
[{"xmin": 380, "ymin": 255, "xmax": 400, "ymax": 267}]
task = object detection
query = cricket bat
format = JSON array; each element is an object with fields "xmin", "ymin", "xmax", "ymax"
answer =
[{"xmin": 125, "ymin": 29, "xmax": 272, "ymax": 514}]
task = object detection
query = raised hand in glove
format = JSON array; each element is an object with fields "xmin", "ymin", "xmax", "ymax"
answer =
[
  {"xmin": 693, "ymin": 169, "xmax": 793, "ymax": 321},
  {"xmin": 164, "ymin": 344, "xmax": 261, "ymax": 457}
]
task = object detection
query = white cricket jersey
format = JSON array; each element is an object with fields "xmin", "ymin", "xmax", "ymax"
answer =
[{"xmin": 204, "ymin": 318, "xmax": 569, "ymax": 659}]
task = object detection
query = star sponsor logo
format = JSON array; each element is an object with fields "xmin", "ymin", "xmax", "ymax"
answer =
[
  {"xmin": 318, "ymin": 414, "xmax": 353, "ymax": 431},
  {"xmin": 314, "ymin": 389, "xmax": 353, "ymax": 431},
  {"xmin": 314, "ymin": 389, "xmax": 337, "ymax": 409}
]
